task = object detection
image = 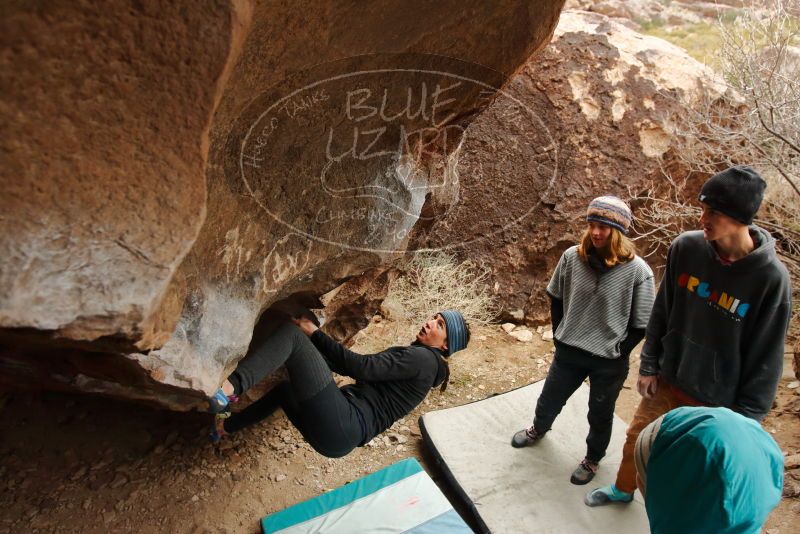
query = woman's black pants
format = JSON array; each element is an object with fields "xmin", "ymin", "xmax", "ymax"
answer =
[
  {"xmin": 222, "ymin": 323, "xmax": 364, "ymax": 458},
  {"xmin": 532, "ymin": 341, "xmax": 629, "ymax": 463}
]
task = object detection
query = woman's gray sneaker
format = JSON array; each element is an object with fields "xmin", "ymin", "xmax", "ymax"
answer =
[
  {"xmin": 570, "ymin": 458, "xmax": 598, "ymax": 485},
  {"xmin": 511, "ymin": 426, "xmax": 544, "ymax": 448}
]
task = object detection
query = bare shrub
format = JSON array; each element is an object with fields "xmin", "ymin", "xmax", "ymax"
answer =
[
  {"xmin": 629, "ymin": 173, "xmax": 700, "ymax": 270},
  {"xmin": 632, "ymin": 178, "xmax": 800, "ymax": 336},
  {"xmin": 669, "ymin": 0, "xmax": 800, "ymax": 191},
  {"xmin": 631, "ymin": 0, "xmax": 800, "ymax": 334},
  {"xmin": 383, "ymin": 251, "xmax": 498, "ymax": 333}
]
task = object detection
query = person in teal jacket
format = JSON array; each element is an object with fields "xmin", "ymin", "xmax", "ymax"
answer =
[{"xmin": 634, "ymin": 406, "xmax": 783, "ymax": 534}]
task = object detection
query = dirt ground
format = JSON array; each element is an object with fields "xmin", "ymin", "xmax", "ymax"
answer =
[{"xmin": 1, "ymin": 319, "xmax": 798, "ymax": 533}]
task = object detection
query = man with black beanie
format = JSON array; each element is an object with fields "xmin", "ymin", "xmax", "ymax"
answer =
[{"xmin": 586, "ymin": 165, "xmax": 792, "ymax": 507}]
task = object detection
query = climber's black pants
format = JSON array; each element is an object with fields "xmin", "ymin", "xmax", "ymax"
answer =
[{"xmin": 223, "ymin": 323, "xmax": 364, "ymax": 458}]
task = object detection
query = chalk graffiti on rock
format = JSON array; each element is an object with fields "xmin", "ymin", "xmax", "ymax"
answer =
[
  {"xmin": 260, "ymin": 233, "xmax": 314, "ymax": 295},
  {"xmin": 236, "ymin": 56, "xmax": 558, "ymax": 253}
]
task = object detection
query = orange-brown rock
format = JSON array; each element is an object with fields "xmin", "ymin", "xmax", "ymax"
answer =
[
  {"xmin": 320, "ymin": 267, "xmax": 401, "ymax": 346},
  {"xmin": 0, "ymin": 1, "xmax": 566, "ymax": 409}
]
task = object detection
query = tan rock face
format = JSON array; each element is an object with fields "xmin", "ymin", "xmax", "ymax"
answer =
[
  {"xmin": 0, "ymin": 1, "xmax": 566, "ymax": 408},
  {"xmin": 413, "ymin": 10, "xmax": 728, "ymax": 324},
  {"xmin": 0, "ymin": 1, "xmax": 237, "ymax": 343}
]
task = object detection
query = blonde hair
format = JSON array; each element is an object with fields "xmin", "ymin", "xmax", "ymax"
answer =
[{"xmin": 577, "ymin": 226, "xmax": 636, "ymax": 267}]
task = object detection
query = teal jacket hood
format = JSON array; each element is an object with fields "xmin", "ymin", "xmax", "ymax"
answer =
[{"xmin": 645, "ymin": 407, "xmax": 783, "ymax": 534}]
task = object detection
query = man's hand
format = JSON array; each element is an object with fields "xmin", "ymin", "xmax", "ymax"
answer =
[
  {"xmin": 637, "ymin": 375, "xmax": 659, "ymax": 399},
  {"xmin": 292, "ymin": 316, "xmax": 319, "ymax": 336}
]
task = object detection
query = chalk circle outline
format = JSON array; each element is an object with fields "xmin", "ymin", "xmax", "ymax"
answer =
[{"xmin": 239, "ymin": 56, "xmax": 559, "ymax": 254}]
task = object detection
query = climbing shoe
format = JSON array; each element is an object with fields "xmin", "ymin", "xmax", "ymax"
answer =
[
  {"xmin": 209, "ymin": 412, "xmax": 230, "ymax": 444},
  {"xmin": 511, "ymin": 426, "xmax": 545, "ymax": 448},
  {"xmin": 570, "ymin": 458, "xmax": 598, "ymax": 485},
  {"xmin": 207, "ymin": 389, "xmax": 239, "ymax": 414},
  {"xmin": 584, "ymin": 484, "xmax": 633, "ymax": 507}
]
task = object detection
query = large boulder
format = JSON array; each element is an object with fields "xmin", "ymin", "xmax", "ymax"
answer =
[
  {"xmin": 0, "ymin": 0, "xmax": 566, "ymax": 409},
  {"xmin": 412, "ymin": 10, "xmax": 728, "ymax": 324}
]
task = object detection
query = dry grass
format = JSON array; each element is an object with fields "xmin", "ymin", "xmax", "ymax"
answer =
[{"xmin": 382, "ymin": 252, "xmax": 498, "ymax": 338}]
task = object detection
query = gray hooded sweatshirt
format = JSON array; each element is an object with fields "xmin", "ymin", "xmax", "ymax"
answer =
[{"xmin": 640, "ymin": 226, "xmax": 792, "ymax": 421}]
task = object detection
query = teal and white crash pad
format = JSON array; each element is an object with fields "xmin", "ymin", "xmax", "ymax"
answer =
[
  {"xmin": 261, "ymin": 457, "xmax": 471, "ymax": 533},
  {"xmin": 420, "ymin": 381, "xmax": 651, "ymax": 533}
]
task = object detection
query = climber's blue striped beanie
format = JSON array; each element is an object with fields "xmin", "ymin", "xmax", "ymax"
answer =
[{"xmin": 439, "ymin": 310, "xmax": 468, "ymax": 357}]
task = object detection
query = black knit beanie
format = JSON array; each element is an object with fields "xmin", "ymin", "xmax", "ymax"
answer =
[{"xmin": 698, "ymin": 165, "xmax": 766, "ymax": 225}]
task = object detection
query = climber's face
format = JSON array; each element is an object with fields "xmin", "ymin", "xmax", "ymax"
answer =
[{"xmin": 416, "ymin": 314, "xmax": 448, "ymax": 352}]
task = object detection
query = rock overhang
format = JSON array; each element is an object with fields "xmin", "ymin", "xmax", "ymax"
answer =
[{"xmin": 0, "ymin": 0, "xmax": 567, "ymax": 409}]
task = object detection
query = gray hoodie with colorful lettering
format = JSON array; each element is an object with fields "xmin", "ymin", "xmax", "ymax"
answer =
[{"xmin": 640, "ymin": 227, "xmax": 792, "ymax": 421}]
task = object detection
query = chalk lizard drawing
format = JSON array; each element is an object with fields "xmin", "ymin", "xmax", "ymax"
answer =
[{"xmin": 260, "ymin": 232, "xmax": 314, "ymax": 295}]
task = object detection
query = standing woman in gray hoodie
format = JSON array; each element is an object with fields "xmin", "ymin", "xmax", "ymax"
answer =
[{"xmin": 511, "ymin": 196, "xmax": 656, "ymax": 486}]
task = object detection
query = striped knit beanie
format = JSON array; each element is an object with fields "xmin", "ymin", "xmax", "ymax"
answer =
[
  {"xmin": 439, "ymin": 310, "xmax": 468, "ymax": 357},
  {"xmin": 586, "ymin": 196, "xmax": 632, "ymax": 234}
]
